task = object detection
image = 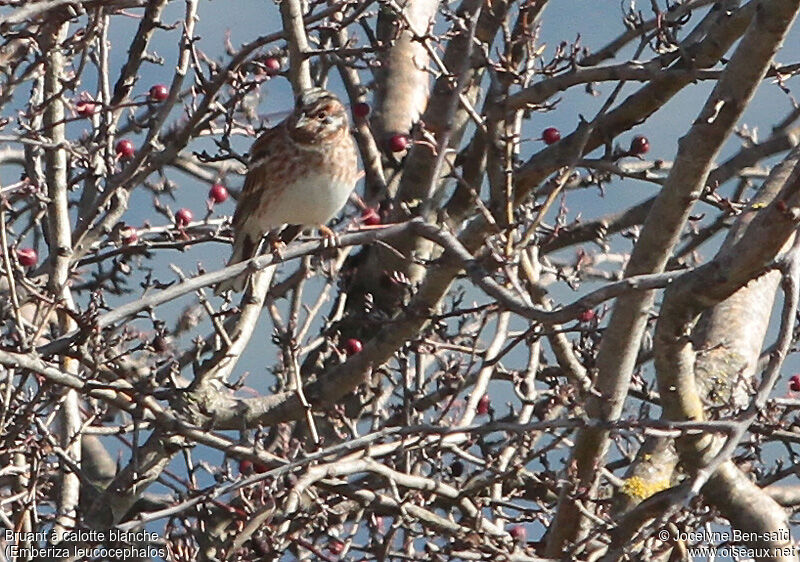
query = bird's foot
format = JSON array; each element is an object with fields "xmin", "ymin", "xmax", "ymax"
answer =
[
  {"xmin": 269, "ymin": 238, "xmax": 287, "ymax": 260},
  {"xmin": 259, "ymin": 231, "xmax": 286, "ymax": 261},
  {"xmin": 317, "ymin": 224, "xmax": 340, "ymax": 249}
]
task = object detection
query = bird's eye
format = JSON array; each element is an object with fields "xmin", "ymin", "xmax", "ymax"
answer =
[{"xmin": 316, "ymin": 111, "xmax": 327, "ymax": 120}]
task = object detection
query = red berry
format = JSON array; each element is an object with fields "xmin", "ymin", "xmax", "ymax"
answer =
[
  {"xmin": 790, "ymin": 375, "xmax": 800, "ymax": 392},
  {"xmin": 509, "ymin": 525, "xmax": 527, "ymax": 543},
  {"xmin": 344, "ymin": 338, "xmax": 363, "ymax": 356},
  {"xmin": 361, "ymin": 207, "xmax": 381, "ymax": 226},
  {"xmin": 175, "ymin": 208, "xmax": 194, "ymax": 227},
  {"xmin": 115, "ymin": 139, "xmax": 135, "ymax": 158},
  {"xmin": 328, "ymin": 540, "xmax": 345, "ymax": 555},
  {"xmin": 238, "ymin": 459, "xmax": 268, "ymax": 473},
  {"xmin": 209, "ymin": 183, "xmax": 229, "ymax": 204},
  {"xmin": 229, "ymin": 506, "xmax": 248, "ymax": 519},
  {"xmin": 476, "ymin": 394, "xmax": 490, "ymax": 415},
  {"xmin": 149, "ymin": 84, "xmax": 169, "ymax": 102},
  {"xmin": 16, "ymin": 247, "xmax": 37, "ymax": 267},
  {"xmin": 542, "ymin": 127, "xmax": 561, "ymax": 145},
  {"xmin": 388, "ymin": 134, "xmax": 409, "ymax": 152},
  {"xmin": 353, "ymin": 102, "xmax": 370, "ymax": 119},
  {"xmin": 263, "ymin": 57, "xmax": 281, "ymax": 75},
  {"xmin": 630, "ymin": 135, "xmax": 650, "ymax": 155},
  {"xmin": 578, "ymin": 309, "xmax": 596, "ymax": 323},
  {"xmin": 75, "ymin": 101, "xmax": 97, "ymax": 118},
  {"xmin": 122, "ymin": 229, "xmax": 139, "ymax": 245}
]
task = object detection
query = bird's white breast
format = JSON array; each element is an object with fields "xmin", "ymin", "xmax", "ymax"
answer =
[{"xmin": 258, "ymin": 172, "xmax": 354, "ymax": 228}]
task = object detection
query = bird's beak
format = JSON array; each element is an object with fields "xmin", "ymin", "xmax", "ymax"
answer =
[{"xmin": 294, "ymin": 114, "xmax": 310, "ymax": 129}]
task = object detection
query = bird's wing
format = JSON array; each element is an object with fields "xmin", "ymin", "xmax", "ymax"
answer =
[
  {"xmin": 231, "ymin": 125, "xmax": 282, "ymax": 233},
  {"xmin": 216, "ymin": 126, "xmax": 285, "ymax": 294}
]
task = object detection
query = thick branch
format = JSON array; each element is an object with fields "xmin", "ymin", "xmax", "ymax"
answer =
[{"xmin": 546, "ymin": 0, "xmax": 800, "ymax": 553}]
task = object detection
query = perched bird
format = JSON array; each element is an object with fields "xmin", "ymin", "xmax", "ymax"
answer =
[{"xmin": 216, "ymin": 88, "xmax": 359, "ymax": 293}]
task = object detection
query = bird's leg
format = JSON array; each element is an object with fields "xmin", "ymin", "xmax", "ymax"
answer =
[
  {"xmin": 317, "ymin": 224, "xmax": 339, "ymax": 249},
  {"xmin": 265, "ymin": 231, "xmax": 286, "ymax": 259}
]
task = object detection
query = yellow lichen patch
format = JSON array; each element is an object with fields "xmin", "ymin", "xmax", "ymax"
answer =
[{"xmin": 620, "ymin": 476, "xmax": 671, "ymax": 500}]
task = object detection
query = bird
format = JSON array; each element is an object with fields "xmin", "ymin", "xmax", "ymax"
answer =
[{"xmin": 215, "ymin": 87, "xmax": 359, "ymax": 294}]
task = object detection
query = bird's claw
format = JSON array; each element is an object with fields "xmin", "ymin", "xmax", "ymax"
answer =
[
  {"xmin": 317, "ymin": 224, "xmax": 339, "ymax": 249},
  {"xmin": 269, "ymin": 237, "xmax": 287, "ymax": 259}
]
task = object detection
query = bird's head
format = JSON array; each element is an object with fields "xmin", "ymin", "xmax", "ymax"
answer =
[{"xmin": 287, "ymin": 88, "xmax": 349, "ymax": 145}]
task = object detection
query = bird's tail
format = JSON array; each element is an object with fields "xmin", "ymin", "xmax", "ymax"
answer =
[
  {"xmin": 215, "ymin": 226, "xmax": 303, "ymax": 295},
  {"xmin": 215, "ymin": 233, "xmax": 257, "ymax": 295}
]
